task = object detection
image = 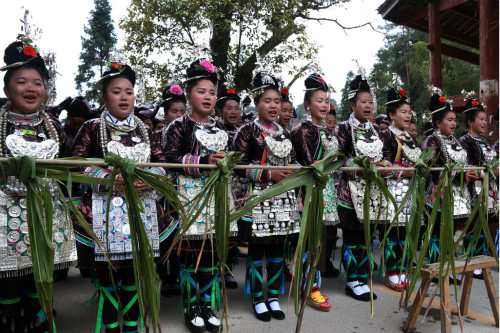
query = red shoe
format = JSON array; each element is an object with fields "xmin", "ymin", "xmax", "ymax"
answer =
[
  {"xmin": 385, "ymin": 273, "xmax": 404, "ymax": 291},
  {"xmin": 306, "ymin": 290, "xmax": 331, "ymax": 311}
]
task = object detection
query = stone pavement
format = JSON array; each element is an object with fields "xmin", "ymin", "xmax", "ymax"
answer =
[{"xmin": 53, "ymin": 247, "xmax": 499, "ymax": 333}]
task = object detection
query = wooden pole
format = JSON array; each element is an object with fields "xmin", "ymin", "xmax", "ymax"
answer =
[
  {"xmin": 479, "ymin": 0, "xmax": 499, "ymax": 145},
  {"xmin": 428, "ymin": 0, "xmax": 443, "ymax": 89}
]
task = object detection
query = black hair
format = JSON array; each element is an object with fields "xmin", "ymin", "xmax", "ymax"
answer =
[
  {"xmin": 254, "ymin": 87, "xmax": 280, "ymax": 105},
  {"xmin": 163, "ymin": 98, "xmax": 186, "ymax": 114},
  {"xmin": 185, "ymin": 78, "xmax": 216, "ymax": 95},
  {"xmin": 386, "ymin": 100, "xmax": 410, "ymax": 117},
  {"xmin": 348, "ymin": 75, "xmax": 371, "ymax": 105},
  {"xmin": 3, "ymin": 64, "xmax": 48, "ymax": 88},
  {"xmin": 303, "ymin": 89, "xmax": 328, "ymax": 106},
  {"xmin": 327, "ymin": 110, "xmax": 336, "ymax": 117},
  {"xmin": 464, "ymin": 108, "xmax": 486, "ymax": 129},
  {"xmin": 100, "ymin": 74, "xmax": 134, "ymax": 97},
  {"xmin": 431, "ymin": 109, "xmax": 455, "ymax": 129}
]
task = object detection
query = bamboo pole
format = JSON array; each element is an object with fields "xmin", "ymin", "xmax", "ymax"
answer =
[{"xmin": 0, "ymin": 158, "xmax": 495, "ymax": 172}]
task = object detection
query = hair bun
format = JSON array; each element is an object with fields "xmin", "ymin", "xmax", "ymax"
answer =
[
  {"xmin": 304, "ymin": 73, "xmax": 328, "ymax": 92},
  {"xmin": 252, "ymin": 71, "xmax": 280, "ymax": 91},
  {"xmin": 464, "ymin": 97, "xmax": 484, "ymax": 113},
  {"xmin": 385, "ymin": 86, "xmax": 408, "ymax": 105},
  {"xmin": 101, "ymin": 62, "xmax": 136, "ymax": 86},
  {"xmin": 429, "ymin": 93, "xmax": 450, "ymax": 114},
  {"xmin": 348, "ymin": 75, "xmax": 370, "ymax": 99},
  {"xmin": 216, "ymin": 88, "xmax": 240, "ymax": 109},
  {"xmin": 160, "ymin": 85, "xmax": 187, "ymax": 107},
  {"xmin": 1, "ymin": 38, "xmax": 48, "ymax": 78},
  {"xmin": 185, "ymin": 59, "xmax": 218, "ymax": 85}
]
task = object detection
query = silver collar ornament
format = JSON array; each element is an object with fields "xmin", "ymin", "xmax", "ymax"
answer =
[{"xmin": 195, "ymin": 127, "xmax": 228, "ymax": 154}]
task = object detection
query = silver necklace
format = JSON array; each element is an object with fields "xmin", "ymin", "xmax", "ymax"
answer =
[
  {"xmin": 253, "ymin": 118, "xmax": 284, "ymax": 137},
  {"xmin": 99, "ymin": 110, "xmax": 150, "ymax": 157},
  {"xmin": 434, "ymin": 130, "xmax": 467, "ymax": 164},
  {"xmin": 191, "ymin": 116, "xmax": 217, "ymax": 129},
  {"xmin": 468, "ymin": 133, "xmax": 496, "ymax": 164},
  {"xmin": 0, "ymin": 102, "xmax": 60, "ymax": 158},
  {"xmin": 348, "ymin": 114, "xmax": 383, "ymax": 160}
]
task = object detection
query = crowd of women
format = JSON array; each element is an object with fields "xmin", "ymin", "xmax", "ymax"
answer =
[{"xmin": 0, "ymin": 34, "xmax": 498, "ymax": 333}]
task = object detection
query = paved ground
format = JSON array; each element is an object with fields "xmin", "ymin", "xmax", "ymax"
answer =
[{"xmin": 53, "ymin": 245, "xmax": 499, "ymax": 333}]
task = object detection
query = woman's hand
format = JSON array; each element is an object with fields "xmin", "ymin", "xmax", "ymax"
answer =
[
  {"xmin": 465, "ymin": 171, "xmax": 479, "ymax": 182},
  {"xmin": 208, "ymin": 153, "xmax": 226, "ymax": 165},
  {"xmin": 270, "ymin": 169, "xmax": 294, "ymax": 182},
  {"xmin": 375, "ymin": 161, "xmax": 392, "ymax": 177}
]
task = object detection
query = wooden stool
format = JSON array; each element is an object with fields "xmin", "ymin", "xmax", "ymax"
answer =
[{"xmin": 404, "ymin": 255, "xmax": 499, "ymax": 333}]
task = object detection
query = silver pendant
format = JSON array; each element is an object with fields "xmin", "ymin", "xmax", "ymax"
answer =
[
  {"xmin": 112, "ymin": 197, "xmax": 124, "ymax": 207},
  {"xmin": 132, "ymin": 137, "xmax": 141, "ymax": 143},
  {"xmin": 111, "ymin": 135, "xmax": 121, "ymax": 141},
  {"xmin": 38, "ymin": 133, "xmax": 46, "ymax": 139}
]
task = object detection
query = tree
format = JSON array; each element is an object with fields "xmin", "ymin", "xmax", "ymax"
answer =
[
  {"xmin": 120, "ymin": 0, "xmax": 373, "ymax": 100},
  {"xmin": 75, "ymin": 0, "xmax": 117, "ymax": 105},
  {"xmin": 338, "ymin": 70, "xmax": 355, "ymax": 121},
  {"xmin": 339, "ymin": 24, "xmax": 479, "ymax": 137}
]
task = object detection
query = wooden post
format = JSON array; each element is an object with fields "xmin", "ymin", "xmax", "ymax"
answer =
[
  {"xmin": 428, "ymin": 0, "xmax": 443, "ymax": 89},
  {"xmin": 479, "ymin": 0, "xmax": 499, "ymax": 145}
]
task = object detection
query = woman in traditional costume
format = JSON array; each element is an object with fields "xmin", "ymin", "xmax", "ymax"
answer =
[
  {"xmin": 459, "ymin": 93, "xmax": 498, "ymax": 279},
  {"xmin": 163, "ymin": 59, "xmax": 233, "ymax": 333},
  {"xmin": 379, "ymin": 87, "xmax": 421, "ymax": 291},
  {"xmin": 334, "ymin": 74, "xmax": 392, "ymax": 301},
  {"xmin": 290, "ymin": 73, "xmax": 337, "ymax": 311},
  {"xmin": 233, "ymin": 71, "xmax": 300, "ymax": 322},
  {"xmin": 421, "ymin": 90, "xmax": 476, "ymax": 269},
  {"xmin": 277, "ymin": 87, "xmax": 294, "ymax": 129},
  {"xmin": 72, "ymin": 62, "xmax": 167, "ymax": 333},
  {"xmin": 0, "ymin": 36, "xmax": 77, "ymax": 333}
]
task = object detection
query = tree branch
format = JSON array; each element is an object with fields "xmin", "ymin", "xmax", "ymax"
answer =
[{"xmin": 301, "ymin": 15, "xmax": 384, "ymax": 35}]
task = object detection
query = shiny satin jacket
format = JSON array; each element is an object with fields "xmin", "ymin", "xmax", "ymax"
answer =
[
  {"xmin": 421, "ymin": 133, "xmax": 470, "ymax": 214},
  {"xmin": 290, "ymin": 120, "xmax": 322, "ymax": 166},
  {"xmin": 333, "ymin": 120, "xmax": 382, "ymax": 209},
  {"xmin": 380, "ymin": 129, "xmax": 420, "ymax": 168},
  {"xmin": 71, "ymin": 118, "xmax": 165, "ymax": 224},
  {"xmin": 1, "ymin": 111, "xmax": 67, "ymax": 157},
  {"xmin": 460, "ymin": 134, "xmax": 498, "ymax": 204},
  {"xmin": 162, "ymin": 115, "xmax": 228, "ymax": 170},
  {"xmin": 232, "ymin": 121, "xmax": 297, "ymax": 181}
]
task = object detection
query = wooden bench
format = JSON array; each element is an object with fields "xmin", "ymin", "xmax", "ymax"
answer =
[{"xmin": 404, "ymin": 255, "xmax": 499, "ymax": 333}]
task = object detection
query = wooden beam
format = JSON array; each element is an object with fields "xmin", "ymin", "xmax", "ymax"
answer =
[
  {"xmin": 429, "ymin": 0, "xmax": 443, "ymax": 88},
  {"xmin": 479, "ymin": 0, "xmax": 499, "ymax": 145},
  {"xmin": 434, "ymin": 43, "xmax": 480, "ymax": 65},
  {"xmin": 395, "ymin": 0, "xmax": 471, "ymax": 25}
]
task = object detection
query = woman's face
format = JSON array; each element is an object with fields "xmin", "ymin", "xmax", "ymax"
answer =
[
  {"xmin": 306, "ymin": 90, "xmax": 329, "ymax": 124},
  {"xmin": 325, "ymin": 114, "xmax": 337, "ymax": 131},
  {"xmin": 3, "ymin": 68, "xmax": 46, "ymax": 114},
  {"xmin": 350, "ymin": 92, "xmax": 374, "ymax": 123},
  {"xmin": 436, "ymin": 111, "xmax": 457, "ymax": 136},
  {"xmin": 155, "ymin": 122, "xmax": 165, "ymax": 131},
  {"xmin": 469, "ymin": 111, "xmax": 487, "ymax": 136},
  {"xmin": 256, "ymin": 89, "xmax": 281, "ymax": 125},
  {"xmin": 390, "ymin": 103, "xmax": 412, "ymax": 130},
  {"xmin": 102, "ymin": 77, "xmax": 135, "ymax": 121},
  {"xmin": 165, "ymin": 101, "xmax": 186, "ymax": 123},
  {"xmin": 220, "ymin": 99, "xmax": 240, "ymax": 126},
  {"xmin": 187, "ymin": 79, "xmax": 216, "ymax": 118},
  {"xmin": 278, "ymin": 101, "xmax": 293, "ymax": 126},
  {"xmin": 407, "ymin": 122, "xmax": 418, "ymax": 139}
]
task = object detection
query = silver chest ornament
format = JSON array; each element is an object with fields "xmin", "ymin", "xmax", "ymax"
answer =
[
  {"xmin": 320, "ymin": 132, "xmax": 338, "ymax": 153},
  {"xmin": 195, "ymin": 128, "xmax": 228, "ymax": 153},
  {"xmin": 106, "ymin": 141, "xmax": 150, "ymax": 163},
  {"xmin": 356, "ymin": 137, "xmax": 383, "ymax": 161},
  {"xmin": 446, "ymin": 143, "xmax": 467, "ymax": 164},
  {"xmin": 264, "ymin": 135, "xmax": 292, "ymax": 166},
  {"xmin": 6, "ymin": 133, "xmax": 59, "ymax": 159},
  {"xmin": 401, "ymin": 143, "xmax": 421, "ymax": 164}
]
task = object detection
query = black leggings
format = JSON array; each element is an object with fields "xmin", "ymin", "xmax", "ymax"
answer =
[
  {"xmin": 180, "ymin": 250, "xmax": 219, "ymax": 309},
  {"xmin": 0, "ymin": 274, "xmax": 46, "ymax": 333},
  {"xmin": 341, "ymin": 228, "xmax": 373, "ymax": 283},
  {"xmin": 247, "ymin": 242, "xmax": 285, "ymax": 303},
  {"xmin": 95, "ymin": 268, "xmax": 139, "ymax": 333}
]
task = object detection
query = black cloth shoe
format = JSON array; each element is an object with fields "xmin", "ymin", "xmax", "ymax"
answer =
[
  {"xmin": 252, "ymin": 301, "xmax": 271, "ymax": 322},
  {"xmin": 200, "ymin": 306, "xmax": 222, "ymax": 333},
  {"xmin": 184, "ymin": 304, "xmax": 206, "ymax": 333},
  {"xmin": 320, "ymin": 261, "xmax": 339, "ymax": 278},
  {"xmin": 266, "ymin": 299, "xmax": 285, "ymax": 320},
  {"xmin": 345, "ymin": 284, "xmax": 371, "ymax": 302},
  {"xmin": 224, "ymin": 273, "xmax": 238, "ymax": 289}
]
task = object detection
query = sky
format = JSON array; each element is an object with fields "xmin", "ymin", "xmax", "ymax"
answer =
[{"xmin": 0, "ymin": 0, "xmax": 387, "ymax": 105}]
